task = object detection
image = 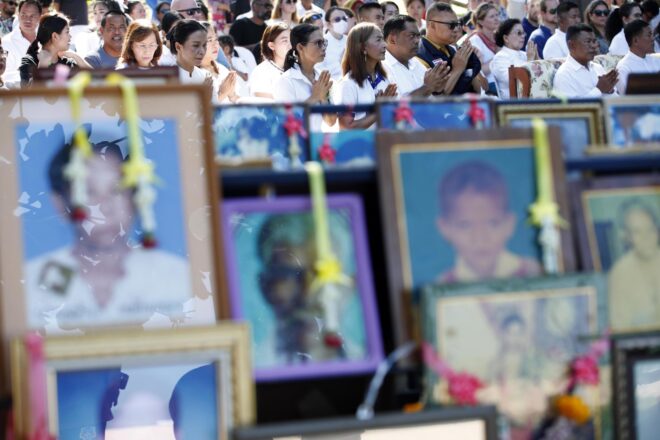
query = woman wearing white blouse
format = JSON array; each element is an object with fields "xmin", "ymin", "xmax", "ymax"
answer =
[
  {"xmin": 249, "ymin": 23, "xmax": 291, "ymax": 100},
  {"xmin": 332, "ymin": 23, "xmax": 397, "ymax": 130},
  {"xmin": 468, "ymin": 3, "xmax": 501, "ymax": 95},
  {"xmin": 491, "ymin": 18, "xmax": 539, "ymax": 98}
]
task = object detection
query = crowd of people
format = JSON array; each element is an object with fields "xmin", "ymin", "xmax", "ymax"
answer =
[{"xmin": 0, "ymin": 0, "xmax": 659, "ymax": 120}]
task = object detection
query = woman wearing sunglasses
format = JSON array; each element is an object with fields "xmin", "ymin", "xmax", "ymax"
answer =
[
  {"xmin": 491, "ymin": 18, "xmax": 538, "ymax": 98},
  {"xmin": 584, "ymin": 0, "xmax": 609, "ymax": 54},
  {"xmin": 117, "ymin": 20, "xmax": 162, "ymax": 69},
  {"xmin": 270, "ymin": 0, "xmax": 298, "ymax": 26},
  {"xmin": 317, "ymin": 6, "xmax": 348, "ymax": 80},
  {"xmin": 332, "ymin": 23, "xmax": 397, "ymax": 130}
]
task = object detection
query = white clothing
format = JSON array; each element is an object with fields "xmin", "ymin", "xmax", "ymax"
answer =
[
  {"xmin": 1, "ymin": 26, "xmax": 31, "ymax": 83},
  {"xmin": 382, "ymin": 50, "xmax": 426, "ymax": 96},
  {"xmin": 72, "ymin": 29, "xmax": 100, "ymax": 56},
  {"xmin": 249, "ymin": 59, "xmax": 284, "ymax": 98},
  {"xmin": 553, "ymin": 54, "xmax": 612, "ymax": 97},
  {"xmin": 615, "ymin": 51, "xmax": 660, "ymax": 93},
  {"xmin": 274, "ymin": 63, "xmax": 317, "ymax": 102},
  {"xmin": 236, "ymin": 10, "xmax": 253, "ymax": 20},
  {"xmin": 469, "ymin": 33, "xmax": 496, "ymax": 84},
  {"xmin": 543, "ymin": 29, "xmax": 568, "ymax": 60},
  {"xmin": 25, "ymin": 246, "xmax": 191, "ymax": 333},
  {"xmin": 491, "ymin": 46, "xmax": 527, "ymax": 98},
  {"xmin": 179, "ymin": 65, "xmax": 231, "ymax": 104},
  {"xmin": 331, "ymin": 73, "xmax": 392, "ymax": 130},
  {"xmin": 233, "ymin": 45, "xmax": 257, "ymax": 74},
  {"xmin": 609, "ymin": 29, "xmax": 629, "ymax": 56},
  {"xmin": 317, "ymin": 32, "xmax": 346, "ymax": 80},
  {"xmin": 158, "ymin": 45, "xmax": 177, "ymax": 66},
  {"xmin": 296, "ymin": 1, "xmax": 324, "ymax": 21}
]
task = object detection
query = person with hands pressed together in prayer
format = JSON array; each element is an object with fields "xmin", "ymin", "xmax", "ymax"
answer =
[
  {"xmin": 201, "ymin": 21, "xmax": 241, "ymax": 101},
  {"xmin": 616, "ymin": 19, "xmax": 660, "ymax": 94},
  {"xmin": 491, "ymin": 18, "xmax": 538, "ymax": 98},
  {"xmin": 553, "ymin": 23, "xmax": 618, "ymax": 97}
]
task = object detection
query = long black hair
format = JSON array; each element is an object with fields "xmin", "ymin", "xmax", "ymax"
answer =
[
  {"xmin": 167, "ymin": 19, "xmax": 206, "ymax": 55},
  {"xmin": 26, "ymin": 13, "xmax": 69, "ymax": 61},
  {"xmin": 283, "ymin": 23, "xmax": 319, "ymax": 71}
]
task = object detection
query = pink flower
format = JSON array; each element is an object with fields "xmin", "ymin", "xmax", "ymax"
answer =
[
  {"xmin": 572, "ymin": 355, "xmax": 599, "ymax": 386},
  {"xmin": 447, "ymin": 371, "xmax": 484, "ymax": 406}
]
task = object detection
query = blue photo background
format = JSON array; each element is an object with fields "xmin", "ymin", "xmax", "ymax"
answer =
[
  {"xmin": 634, "ymin": 358, "xmax": 660, "ymax": 440},
  {"xmin": 609, "ymin": 104, "xmax": 660, "ymax": 148},
  {"xmin": 213, "ymin": 105, "xmax": 308, "ymax": 168},
  {"xmin": 399, "ymin": 146, "xmax": 541, "ymax": 289},
  {"xmin": 15, "ymin": 119, "xmax": 188, "ymax": 260},
  {"xmin": 379, "ymin": 101, "xmax": 493, "ymax": 130},
  {"xmin": 309, "ymin": 131, "xmax": 375, "ymax": 167},
  {"xmin": 507, "ymin": 117, "xmax": 591, "ymax": 159}
]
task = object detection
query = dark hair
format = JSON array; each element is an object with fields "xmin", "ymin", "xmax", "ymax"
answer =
[
  {"xmin": 472, "ymin": 3, "xmax": 497, "ymax": 28},
  {"xmin": 18, "ymin": 0, "xmax": 42, "ymax": 14},
  {"xmin": 92, "ymin": 0, "xmax": 122, "ymax": 13},
  {"xmin": 495, "ymin": 18, "xmax": 521, "ymax": 47},
  {"xmin": 357, "ymin": 1, "xmax": 381, "ymax": 19},
  {"xmin": 624, "ymin": 18, "xmax": 649, "ymax": 45},
  {"xmin": 342, "ymin": 22, "xmax": 387, "ymax": 86},
  {"xmin": 261, "ymin": 22, "xmax": 289, "ymax": 61},
  {"xmin": 167, "ymin": 19, "xmax": 206, "ymax": 54},
  {"xmin": 155, "ymin": 1, "xmax": 170, "ymax": 14},
  {"xmin": 120, "ymin": 20, "xmax": 163, "ymax": 66},
  {"xmin": 340, "ymin": 6, "xmax": 354, "ymax": 18},
  {"xmin": 126, "ymin": 1, "xmax": 144, "ymax": 16},
  {"xmin": 584, "ymin": 0, "xmax": 608, "ymax": 38},
  {"xmin": 566, "ymin": 23, "xmax": 594, "ymax": 42},
  {"xmin": 26, "ymin": 13, "xmax": 68, "ymax": 61},
  {"xmin": 539, "ymin": 0, "xmax": 554, "ymax": 14},
  {"xmin": 300, "ymin": 10, "xmax": 322, "ymax": 24},
  {"xmin": 439, "ymin": 161, "xmax": 509, "ymax": 217},
  {"xmin": 641, "ymin": 0, "xmax": 659, "ymax": 18},
  {"xmin": 426, "ymin": 2, "xmax": 453, "ymax": 19},
  {"xmin": 161, "ymin": 11, "xmax": 183, "ymax": 35},
  {"xmin": 604, "ymin": 7, "xmax": 622, "ymax": 42},
  {"xmin": 406, "ymin": 0, "xmax": 424, "ymax": 8},
  {"xmin": 383, "ymin": 14, "xmax": 416, "ymax": 39},
  {"xmin": 620, "ymin": 2, "xmax": 642, "ymax": 19},
  {"xmin": 325, "ymin": 5, "xmax": 343, "ymax": 22},
  {"xmin": 557, "ymin": 0, "xmax": 578, "ymax": 19},
  {"xmin": 101, "ymin": 10, "xmax": 130, "ymax": 28},
  {"xmin": 283, "ymin": 23, "xmax": 318, "ymax": 70},
  {"xmin": 381, "ymin": 1, "xmax": 399, "ymax": 15},
  {"xmin": 217, "ymin": 34, "xmax": 235, "ymax": 51}
]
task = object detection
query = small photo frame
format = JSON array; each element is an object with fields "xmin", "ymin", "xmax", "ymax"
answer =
[
  {"xmin": 11, "ymin": 323, "xmax": 255, "ymax": 440},
  {"xmin": 612, "ymin": 332, "xmax": 660, "ymax": 440},
  {"xmin": 233, "ymin": 406, "xmax": 499, "ymax": 440},
  {"xmin": 309, "ymin": 131, "xmax": 376, "ymax": 168},
  {"xmin": 0, "ymin": 86, "xmax": 227, "ymax": 390},
  {"xmin": 496, "ymin": 99, "xmax": 605, "ymax": 159},
  {"xmin": 377, "ymin": 98, "xmax": 493, "ymax": 130},
  {"xmin": 602, "ymin": 96, "xmax": 660, "ymax": 153},
  {"xmin": 570, "ymin": 174, "xmax": 660, "ymax": 333},
  {"xmin": 421, "ymin": 274, "xmax": 608, "ymax": 439},
  {"xmin": 221, "ymin": 195, "xmax": 383, "ymax": 381},
  {"xmin": 213, "ymin": 103, "xmax": 309, "ymax": 169},
  {"xmin": 377, "ymin": 128, "xmax": 575, "ymax": 343}
]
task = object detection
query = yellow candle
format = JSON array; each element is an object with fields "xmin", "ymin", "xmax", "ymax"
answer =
[
  {"xmin": 305, "ymin": 161, "xmax": 331, "ymax": 261},
  {"xmin": 532, "ymin": 117, "xmax": 552, "ymax": 208}
]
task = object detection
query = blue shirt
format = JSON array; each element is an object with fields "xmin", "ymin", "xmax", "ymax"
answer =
[
  {"xmin": 529, "ymin": 25, "xmax": 553, "ymax": 59},
  {"xmin": 84, "ymin": 45, "xmax": 119, "ymax": 69},
  {"xmin": 522, "ymin": 17, "xmax": 538, "ymax": 48},
  {"xmin": 416, "ymin": 38, "xmax": 481, "ymax": 95}
]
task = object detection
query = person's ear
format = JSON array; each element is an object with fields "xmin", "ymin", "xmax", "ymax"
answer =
[
  {"xmin": 174, "ymin": 41, "xmax": 183, "ymax": 54},
  {"xmin": 268, "ymin": 41, "xmax": 275, "ymax": 52}
]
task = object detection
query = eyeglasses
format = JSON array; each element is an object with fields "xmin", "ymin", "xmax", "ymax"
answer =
[
  {"xmin": 591, "ymin": 9, "xmax": 609, "ymax": 17},
  {"xmin": 427, "ymin": 19, "xmax": 461, "ymax": 30},
  {"xmin": 547, "ymin": 7, "xmax": 557, "ymax": 14},
  {"xmin": 283, "ymin": 0, "xmax": 294, "ymax": 4},
  {"xmin": 307, "ymin": 38, "xmax": 328, "ymax": 48},
  {"xmin": 135, "ymin": 43, "xmax": 158, "ymax": 50},
  {"xmin": 177, "ymin": 7, "xmax": 202, "ymax": 15},
  {"xmin": 332, "ymin": 16, "xmax": 348, "ymax": 22}
]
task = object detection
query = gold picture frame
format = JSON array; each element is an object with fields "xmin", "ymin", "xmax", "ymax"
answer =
[
  {"xmin": 11, "ymin": 323, "xmax": 255, "ymax": 440},
  {"xmin": 596, "ymin": 95, "xmax": 660, "ymax": 154}
]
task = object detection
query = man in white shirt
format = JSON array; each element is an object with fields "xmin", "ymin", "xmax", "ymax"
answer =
[
  {"xmin": 383, "ymin": 14, "xmax": 449, "ymax": 96},
  {"xmin": 317, "ymin": 6, "xmax": 348, "ymax": 80},
  {"xmin": 610, "ymin": 2, "xmax": 644, "ymax": 56},
  {"xmin": 553, "ymin": 24, "xmax": 618, "ymax": 97},
  {"xmin": 616, "ymin": 19, "xmax": 660, "ymax": 93},
  {"xmin": 296, "ymin": 0, "xmax": 324, "ymax": 22},
  {"xmin": 1, "ymin": 0, "xmax": 39, "ymax": 84},
  {"xmin": 357, "ymin": 2, "xmax": 385, "ymax": 30},
  {"xmin": 542, "ymin": 0, "xmax": 580, "ymax": 59}
]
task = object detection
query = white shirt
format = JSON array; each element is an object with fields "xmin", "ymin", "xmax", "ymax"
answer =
[
  {"xmin": 249, "ymin": 59, "xmax": 284, "ymax": 99},
  {"xmin": 179, "ymin": 65, "xmax": 227, "ymax": 104},
  {"xmin": 609, "ymin": 29, "xmax": 629, "ymax": 56},
  {"xmin": 274, "ymin": 63, "xmax": 317, "ymax": 102},
  {"xmin": 616, "ymin": 51, "xmax": 660, "ymax": 93},
  {"xmin": 233, "ymin": 45, "xmax": 257, "ymax": 75},
  {"xmin": 1, "ymin": 26, "xmax": 31, "ymax": 83},
  {"xmin": 553, "ymin": 54, "xmax": 612, "ymax": 97},
  {"xmin": 382, "ymin": 50, "xmax": 426, "ymax": 96},
  {"xmin": 317, "ymin": 32, "xmax": 346, "ymax": 80},
  {"xmin": 491, "ymin": 46, "xmax": 527, "ymax": 98},
  {"xmin": 543, "ymin": 29, "xmax": 568, "ymax": 59},
  {"xmin": 331, "ymin": 73, "xmax": 391, "ymax": 129},
  {"xmin": 158, "ymin": 45, "xmax": 177, "ymax": 66},
  {"xmin": 296, "ymin": 1, "xmax": 324, "ymax": 21},
  {"xmin": 468, "ymin": 34, "xmax": 496, "ymax": 83},
  {"xmin": 72, "ymin": 29, "xmax": 100, "ymax": 57}
]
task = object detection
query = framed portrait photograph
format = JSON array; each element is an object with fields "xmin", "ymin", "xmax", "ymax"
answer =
[
  {"xmin": 422, "ymin": 274, "xmax": 608, "ymax": 439},
  {"xmin": 495, "ymin": 99, "xmax": 605, "ymax": 159},
  {"xmin": 11, "ymin": 323, "xmax": 255, "ymax": 440},
  {"xmin": 571, "ymin": 174, "xmax": 660, "ymax": 333},
  {"xmin": 309, "ymin": 131, "xmax": 376, "ymax": 168},
  {"xmin": 611, "ymin": 332, "xmax": 660, "ymax": 440},
  {"xmin": 377, "ymin": 128, "xmax": 575, "ymax": 343},
  {"xmin": 221, "ymin": 195, "xmax": 383, "ymax": 381},
  {"xmin": 213, "ymin": 103, "xmax": 309, "ymax": 170},
  {"xmin": 0, "ymin": 85, "xmax": 226, "ymax": 391},
  {"xmin": 233, "ymin": 406, "xmax": 498, "ymax": 440},
  {"xmin": 377, "ymin": 98, "xmax": 493, "ymax": 130},
  {"xmin": 602, "ymin": 96, "xmax": 660, "ymax": 153}
]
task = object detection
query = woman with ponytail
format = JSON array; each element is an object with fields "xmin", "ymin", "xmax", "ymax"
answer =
[{"xmin": 19, "ymin": 13, "xmax": 90, "ymax": 87}]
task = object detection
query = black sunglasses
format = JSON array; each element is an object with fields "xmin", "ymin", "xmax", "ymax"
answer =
[
  {"xmin": 177, "ymin": 7, "xmax": 202, "ymax": 15},
  {"xmin": 591, "ymin": 9, "xmax": 609, "ymax": 16},
  {"xmin": 309, "ymin": 13, "xmax": 322, "ymax": 20},
  {"xmin": 547, "ymin": 7, "xmax": 557, "ymax": 14},
  {"xmin": 5, "ymin": 1, "xmax": 17, "ymax": 5},
  {"xmin": 427, "ymin": 18, "xmax": 461, "ymax": 30}
]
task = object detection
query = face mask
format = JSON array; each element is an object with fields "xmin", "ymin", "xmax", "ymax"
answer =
[{"xmin": 332, "ymin": 20, "xmax": 348, "ymax": 35}]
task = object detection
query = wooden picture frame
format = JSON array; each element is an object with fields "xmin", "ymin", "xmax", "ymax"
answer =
[
  {"xmin": 11, "ymin": 323, "xmax": 255, "ymax": 440},
  {"xmin": 0, "ymin": 85, "xmax": 228, "ymax": 393},
  {"xmin": 495, "ymin": 99, "xmax": 606, "ymax": 159},
  {"xmin": 376, "ymin": 128, "xmax": 574, "ymax": 344},
  {"xmin": 421, "ymin": 274, "xmax": 608, "ymax": 439},
  {"xmin": 570, "ymin": 174, "xmax": 660, "ymax": 333},
  {"xmin": 599, "ymin": 95, "xmax": 660, "ymax": 154}
]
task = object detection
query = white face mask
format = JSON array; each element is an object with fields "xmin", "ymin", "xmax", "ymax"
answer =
[{"xmin": 332, "ymin": 20, "xmax": 348, "ymax": 35}]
